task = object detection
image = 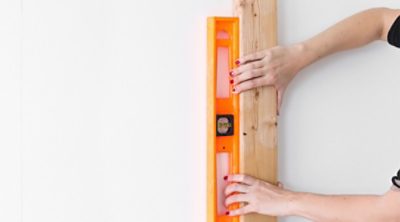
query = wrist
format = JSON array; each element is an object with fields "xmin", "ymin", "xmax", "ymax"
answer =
[
  {"xmin": 284, "ymin": 190, "xmax": 305, "ymax": 216},
  {"xmin": 290, "ymin": 42, "xmax": 316, "ymax": 73},
  {"xmin": 286, "ymin": 191, "xmax": 311, "ymax": 217}
]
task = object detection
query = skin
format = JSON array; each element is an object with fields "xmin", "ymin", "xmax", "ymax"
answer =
[{"xmin": 225, "ymin": 7, "xmax": 400, "ymax": 222}]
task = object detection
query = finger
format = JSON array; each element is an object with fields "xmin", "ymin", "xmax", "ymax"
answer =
[
  {"xmin": 232, "ymin": 61, "xmax": 264, "ymax": 76},
  {"xmin": 227, "ymin": 174, "xmax": 257, "ymax": 185},
  {"xmin": 227, "ymin": 205, "xmax": 254, "ymax": 216},
  {"xmin": 277, "ymin": 89, "xmax": 284, "ymax": 116},
  {"xmin": 225, "ymin": 194, "xmax": 250, "ymax": 207},
  {"xmin": 233, "ymin": 68, "xmax": 265, "ymax": 85},
  {"xmin": 237, "ymin": 51, "xmax": 266, "ymax": 65},
  {"xmin": 233, "ymin": 77, "xmax": 272, "ymax": 94},
  {"xmin": 225, "ymin": 183, "xmax": 250, "ymax": 196}
]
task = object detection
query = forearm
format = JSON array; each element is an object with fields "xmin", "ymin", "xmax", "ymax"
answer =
[
  {"xmin": 298, "ymin": 8, "xmax": 400, "ymax": 70},
  {"xmin": 289, "ymin": 188, "xmax": 400, "ymax": 222}
]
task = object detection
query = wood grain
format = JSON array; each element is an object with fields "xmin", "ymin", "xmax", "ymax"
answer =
[{"xmin": 233, "ymin": 0, "xmax": 278, "ymax": 222}]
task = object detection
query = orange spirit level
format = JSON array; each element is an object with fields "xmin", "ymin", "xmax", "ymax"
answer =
[{"xmin": 207, "ymin": 17, "xmax": 240, "ymax": 222}]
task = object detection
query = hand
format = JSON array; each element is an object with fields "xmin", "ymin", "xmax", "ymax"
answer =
[
  {"xmin": 224, "ymin": 174, "xmax": 296, "ymax": 217},
  {"xmin": 231, "ymin": 44, "xmax": 305, "ymax": 111}
]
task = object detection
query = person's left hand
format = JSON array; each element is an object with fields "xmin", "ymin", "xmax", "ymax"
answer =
[{"xmin": 224, "ymin": 174, "xmax": 296, "ymax": 217}]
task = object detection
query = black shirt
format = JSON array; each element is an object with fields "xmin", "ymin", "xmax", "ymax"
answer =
[{"xmin": 388, "ymin": 16, "xmax": 400, "ymax": 47}]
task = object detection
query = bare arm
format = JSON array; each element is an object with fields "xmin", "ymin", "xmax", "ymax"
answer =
[
  {"xmin": 292, "ymin": 188, "xmax": 400, "ymax": 222},
  {"xmin": 299, "ymin": 7, "xmax": 400, "ymax": 71}
]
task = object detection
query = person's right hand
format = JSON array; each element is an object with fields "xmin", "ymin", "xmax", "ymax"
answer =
[
  {"xmin": 224, "ymin": 174, "xmax": 295, "ymax": 217},
  {"xmin": 230, "ymin": 44, "xmax": 306, "ymax": 112}
]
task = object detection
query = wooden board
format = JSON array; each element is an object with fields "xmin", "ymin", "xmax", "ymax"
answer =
[{"xmin": 233, "ymin": 0, "xmax": 278, "ymax": 222}]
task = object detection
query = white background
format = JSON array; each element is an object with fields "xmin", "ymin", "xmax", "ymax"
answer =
[{"xmin": 0, "ymin": 0, "xmax": 400, "ymax": 222}]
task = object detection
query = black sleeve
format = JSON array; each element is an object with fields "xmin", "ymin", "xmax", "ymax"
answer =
[
  {"xmin": 388, "ymin": 16, "xmax": 400, "ymax": 48},
  {"xmin": 392, "ymin": 169, "xmax": 400, "ymax": 189}
]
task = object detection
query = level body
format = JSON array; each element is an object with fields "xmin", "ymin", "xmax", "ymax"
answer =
[{"xmin": 207, "ymin": 17, "xmax": 240, "ymax": 222}]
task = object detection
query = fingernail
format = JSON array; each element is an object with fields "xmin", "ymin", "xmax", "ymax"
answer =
[
  {"xmin": 235, "ymin": 60, "xmax": 240, "ymax": 65},
  {"xmin": 230, "ymin": 79, "xmax": 234, "ymax": 84},
  {"xmin": 232, "ymin": 88, "xmax": 236, "ymax": 92},
  {"xmin": 229, "ymin": 71, "xmax": 234, "ymax": 76},
  {"xmin": 226, "ymin": 211, "xmax": 230, "ymax": 216},
  {"xmin": 223, "ymin": 176, "xmax": 228, "ymax": 180}
]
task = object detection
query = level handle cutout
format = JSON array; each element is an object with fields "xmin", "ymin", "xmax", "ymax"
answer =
[
  {"xmin": 216, "ymin": 152, "xmax": 230, "ymax": 216},
  {"xmin": 216, "ymin": 46, "xmax": 230, "ymax": 99},
  {"xmin": 217, "ymin": 30, "xmax": 229, "ymax": 40}
]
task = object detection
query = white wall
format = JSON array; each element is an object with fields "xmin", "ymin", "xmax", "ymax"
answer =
[
  {"xmin": 0, "ymin": 0, "xmax": 399, "ymax": 222},
  {"xmin": 0, "ymin": 0, "xmax": 21, "ymax": 221}
]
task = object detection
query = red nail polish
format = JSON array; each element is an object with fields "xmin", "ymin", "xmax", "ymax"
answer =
[
  {"xmin": 229, "ymin": 71, "xmax": 233, "ymax": 76},
  {"xmin": 235, "ymin": 60, "xmax": 240, "ymax": 65},
  {"xmin": 232, "ymin": 88, "xmax": 236, "ymax": 92},
  {"xmin": 223, "ymin": 176, "xmax": 228, "ymax": 180},
  {"xmin": 226, "ymin": 211, "xmax": 230, "ymax": 216},
  {"xmin": 230, "ymin": 79, "xmax": 234, "ymax": 84}
]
